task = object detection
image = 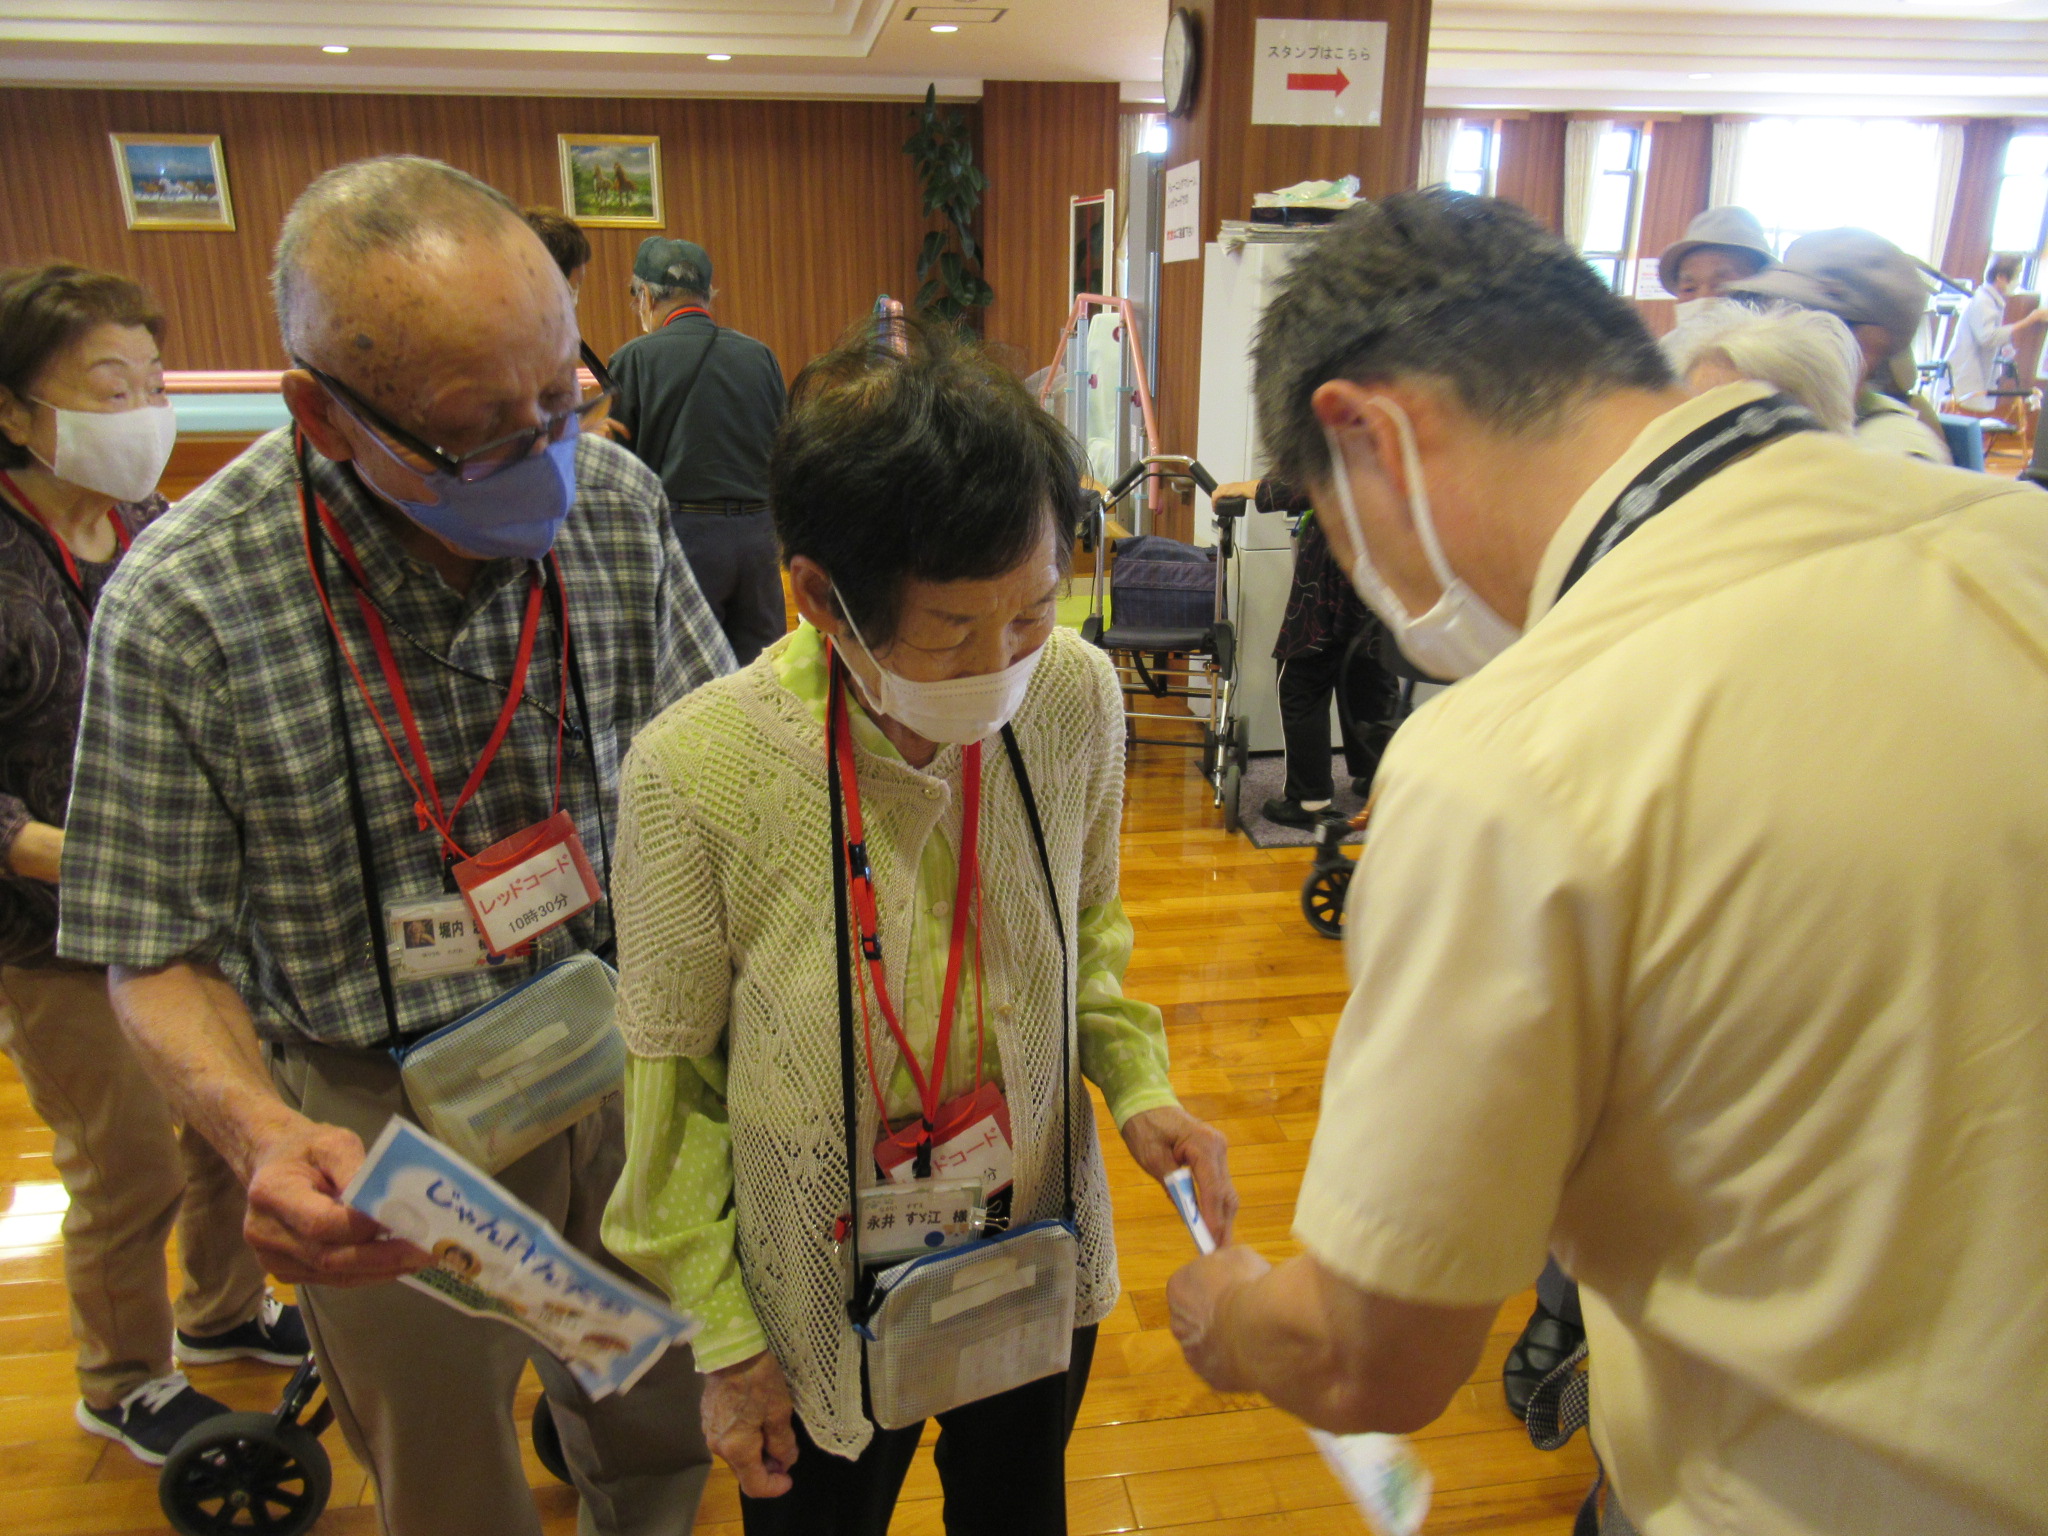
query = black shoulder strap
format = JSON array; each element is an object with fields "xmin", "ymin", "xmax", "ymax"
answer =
[
  {"xmin": 825, "ymin": 693, "xmax": 871, "ymax": 1321},
  {"xmin": 1000, "ymin": 722, "xmax": 1075, "ymax": 1225},
  {"xmin": 545, "ymin": 559, "xmax": 615, "ymax": 961},
  {"xmin": 1557, "ymin": 393, "xmax": 1818, "ymax": 599},
  {"xmin": 297, "ymin": 436, "xmax": 405, "ymax": 1052}
]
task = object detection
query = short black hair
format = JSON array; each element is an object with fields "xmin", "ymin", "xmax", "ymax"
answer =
[
  {"xmin": 1254, "ymin": 190, "xmax": 1673, "ymax": 489},
  {"xmin": 773, "ymin": 316, "xmax": 1083, "ymax": 644},
  {"xmin": 0, "ymin": 264, "xmax": 165, "ymax": 471},
  {"xmin": 523, "ymin": 207, "xmax": 592, "ymax": 280},
  {"xmin": 1986, "ymin": 253, "xmax": 2024, "ymax": 287}
]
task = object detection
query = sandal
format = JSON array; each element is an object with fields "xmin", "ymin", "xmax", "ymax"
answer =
[{"xmin": 1503, "ymin": 1299, "xmax": 1586, "ymax": 1420}]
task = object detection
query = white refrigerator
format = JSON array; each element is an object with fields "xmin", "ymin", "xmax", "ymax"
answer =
[{"xmin": 1193, "ymin": 235, "xmax": 1336, "ymax": 754}]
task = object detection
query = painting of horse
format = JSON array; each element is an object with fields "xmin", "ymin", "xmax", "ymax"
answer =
[{"xmin": 558, "ymin": 135, "xmax": 663, "ymax": 228}]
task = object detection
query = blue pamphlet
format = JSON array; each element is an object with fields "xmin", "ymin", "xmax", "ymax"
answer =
[{"xmin": 343, "ymin": 1117, "xmax": 697, "ymax": 1399}]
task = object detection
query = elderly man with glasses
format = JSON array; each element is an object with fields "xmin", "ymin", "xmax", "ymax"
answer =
[{"xmin": 57, "ymin": 155, "xmax": 731, "ymax": 1536}]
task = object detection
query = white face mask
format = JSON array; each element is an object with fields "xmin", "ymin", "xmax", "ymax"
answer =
[
  {"xmin": 1673, "ymin": 296, "xmax": 1732, "ymax": 327},
  {"xmin": 31, "ymin": 399, "xmax": 177, "ymax": 504},
  {"xmin": 1321, "ymin": 400, "xmax": 1520, "ymax": 681},
  {"xmin": 835, "ymin": 594, "xmax": 1046, "ymax": 745}
]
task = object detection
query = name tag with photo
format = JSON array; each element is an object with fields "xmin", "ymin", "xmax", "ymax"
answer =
[{"xmin": 385, "ymin": 896, "xmax": 519, "ymax": 980}]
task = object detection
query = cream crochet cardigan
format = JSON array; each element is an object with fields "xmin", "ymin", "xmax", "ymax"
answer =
[{"xmin": 612, "ymin": 625, "xmax": 1127, "ymax": 1456}]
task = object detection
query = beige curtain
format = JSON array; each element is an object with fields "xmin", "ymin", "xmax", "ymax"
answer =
[
  {"xmin": 1563, "ymin": 118, "xmax": 1609, "ymax": 250},
  {"xmin": 1419, "ymin": 117, "xmax": 1460, "ymax": 190},
  {"xmin": 1928, "ymin": 121, "xmax": 1967, "ymax": 271},
  {"xmin": 1709, "ymin": 118, "xmax": 1747, "ymax": 211}
]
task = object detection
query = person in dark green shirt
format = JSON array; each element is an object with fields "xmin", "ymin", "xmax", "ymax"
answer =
[{"xmin": 611, "ymin": 237, "xmax": 790, "ymax": 664}]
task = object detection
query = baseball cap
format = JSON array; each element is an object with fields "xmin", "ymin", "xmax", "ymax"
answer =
[
  {"xmin": 1657, "ymin": 206, "xmax": 1777, "ymax": 295},
  {"xmin": 1726, "ymin": 228, "xmax": 1930, "ymax": 353},
  {"xmin": 632, "ymin": 237, "xmax": 712, "ymax": 291}
]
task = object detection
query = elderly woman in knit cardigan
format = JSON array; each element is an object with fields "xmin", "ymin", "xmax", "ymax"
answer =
[{"xmin": 602, "ymin": 318, "xmax": 1235, "ymax": 1536}]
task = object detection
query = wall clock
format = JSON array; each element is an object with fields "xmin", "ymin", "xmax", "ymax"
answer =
[{"xmin": 1163, "ymin": 8, "xmax": 1199, "ymax": 118}]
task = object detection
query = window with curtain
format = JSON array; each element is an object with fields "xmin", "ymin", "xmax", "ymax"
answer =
[
  {"xmin": 1581, "ymin": 125, "xmax": 1645, "ymax": 291},
  {"xmin": 1990, "ymin": 132, "xmax": 2048, "ymax": 275},
  {"xmin": 1445, "ymin": 122, "xmax": 1497, "ymax": 197},
  {"xmin": 1730, "ymin": 118, "xmax": 1945, "ymax": 261}
]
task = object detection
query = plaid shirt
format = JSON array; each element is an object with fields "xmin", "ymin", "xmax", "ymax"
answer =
[{"xmin": 57, "ymin": 429, "xmax": 733, "ymax": 1048}]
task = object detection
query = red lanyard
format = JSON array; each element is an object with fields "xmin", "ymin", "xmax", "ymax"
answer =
[
  {"xmin": 662, "ymin": 307, "xmax": 711, "ymax": 327},
  {"xmin": 302, "ymin": 495, "xmax": 568, "ymax": 864},
  {"xmin": 829, "ymin": 644, "xmax": 987, "ymax": 1141},
  {"xmin": 0, "ymin": 469, "xmax": 131, "ymax": 599}
]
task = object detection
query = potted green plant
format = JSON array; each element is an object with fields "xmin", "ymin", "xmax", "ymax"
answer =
[{"xmin": 904, "ymin": 85, "xmax": 993, "ymax": 321}]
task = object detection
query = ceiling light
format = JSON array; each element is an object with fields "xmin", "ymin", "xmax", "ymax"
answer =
[
  {"xmin": 707, "ymin": 53, "xmax": 732, "ymax": 61},
  {"xmin": 931, "ymin": 22, "xmax": 960, "ymax": 30},
  {"xmin": 1688, "ymin": 71, "xmax": 1711, "ymax": 78},
  {"xmin": 322, "ymin": 44, "xmax": 350, "ymax": 53}
]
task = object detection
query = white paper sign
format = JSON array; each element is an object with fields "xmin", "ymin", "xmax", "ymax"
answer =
[
  {"xmin": 1636, "ymin": 257, "xmax": 1673, "ymax": 301},
  {"xmin": 1164, "ymin": 160, "xmax": 1202, "ymax": 263},
  {"xmin": 1252, "ymin": 19, "xmax": 1388, "ymax": 127}
]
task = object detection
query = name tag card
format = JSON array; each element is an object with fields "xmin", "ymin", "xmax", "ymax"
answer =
[
  {"xmin": 385, "ymin": 896, "xmax": 518, "ymax": 980},
  {"xmin": 855, "ymin": 1177, "xmax": 986, "ymax": 1263},
  {"xmin": 453, "ymin": 811, "xmax": 601, "ymax": 958}
]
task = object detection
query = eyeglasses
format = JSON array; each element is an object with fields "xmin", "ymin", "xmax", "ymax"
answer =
[{"xmin": 295, "ymin": 355, "xmax": 616, "ymax": 484}]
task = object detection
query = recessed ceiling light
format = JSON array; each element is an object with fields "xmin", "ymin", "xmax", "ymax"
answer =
[
  {"xmin": 931, "ymin": 22, "xmax": 960, "ymax": 30},
  {"xmin": 322, "ymin": 44, "xmax": 350, "ymax": 53},
  {"xmin": 707, "ymin": 52, "xmax": 732, "ymax": 61},
  {"xmin": 1688, "ymin": 72, "xmax": 1711, "ymax": 78}
]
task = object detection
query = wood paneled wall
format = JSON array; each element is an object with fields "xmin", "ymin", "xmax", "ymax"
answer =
[
  {"xmin": 1634, "ymin": 115, "xmax": 1716, "ymax": 334},
  {"xmin": 1943, "ymin": 117, "xmax": 2014, "ymax": 284},
  {"xmin": 979, "ymin": 82, "xmax": 1122, "ymax": 370},
  {"xmin": 0, "ymin": 87, "xmax": 953, "ymax": 377},
  {"xmin": 1495, "ymin": 113, "xmax": 1567, "ymax": 232},
  {"xmin": 1155, "ymin": 0, "xmax": 1433, "ymax": 538}
]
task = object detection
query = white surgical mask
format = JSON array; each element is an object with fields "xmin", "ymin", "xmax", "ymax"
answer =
[
  {"xmin": 834, "ymin": 592, "xmax": 1045, "ymax": 745},
  {"xmin": 1321, "ymin": 401, "xmax": 1520, "ymax": 680},
  {"xmin": 31, "ymin": 399, "xmax": 178, "ymax": 504},
  {"xmin": 1673, "ymin": 296, "xmax": 1731, "ymax": 327}
]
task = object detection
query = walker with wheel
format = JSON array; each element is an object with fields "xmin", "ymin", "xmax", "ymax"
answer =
[{"xmin": 157, "ymin": 1358, "xmax": 572, "ymax": 1536}]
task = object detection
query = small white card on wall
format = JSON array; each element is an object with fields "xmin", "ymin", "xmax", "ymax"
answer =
[
  {"xmin": 1164, "ymin": 160, "xmax": 1202, "ymax": 263},
  {"xmin": 1251, "ymin": 19, "xmax": 1389, "ymax": 127},
  {"xmin": 1636, "ymin": 258, "xmax": 1673, "ymax": 300}
]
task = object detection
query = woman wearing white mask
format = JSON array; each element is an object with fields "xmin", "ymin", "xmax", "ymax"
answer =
[
  {"xmin": 0, "ymin": 264, "xmax": 305, "ymax": 1466},
  {"xmin": 603, "ymin": 316, "xmax": 1234, "ymax": 1535}
]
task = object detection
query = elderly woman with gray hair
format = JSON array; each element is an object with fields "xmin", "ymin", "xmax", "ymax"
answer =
[{"xmin": 1663, "ymin": 301, "xmax": 1863, "ymax": 436}]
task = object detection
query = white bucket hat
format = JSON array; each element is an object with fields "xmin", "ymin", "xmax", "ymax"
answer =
[{"xmin": 1658, "ymin": 206, "xmax": 1777, "ymax": 294}]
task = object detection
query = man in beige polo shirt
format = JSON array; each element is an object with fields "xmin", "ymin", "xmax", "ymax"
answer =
[{"xmin": 1166, "ymin": 190, "xmax": 2047, "ymax": 1535}]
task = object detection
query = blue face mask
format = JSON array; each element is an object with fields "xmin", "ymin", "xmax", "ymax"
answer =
[{"xmin": 358, "ymin": 416, "xmax": 580, "ymax": 562}]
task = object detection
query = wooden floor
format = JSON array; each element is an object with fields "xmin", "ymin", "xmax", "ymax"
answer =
[{"xmin": 0, "ymin": 741, "xmax": 1594, "ymax": 1535}]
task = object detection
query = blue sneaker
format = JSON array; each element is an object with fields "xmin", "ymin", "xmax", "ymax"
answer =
[
  {"xmin": 176, "ymin": 1294, "xmax": 310, "ymax": 1368},
  {"xmin": 76, "ymin": 1372, "xmax": 230, "ymax": 1466}
]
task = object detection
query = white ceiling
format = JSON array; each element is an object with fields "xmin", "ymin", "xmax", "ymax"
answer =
[{"xmin": 0, "ymin": 0, "xmax": 2043, "ymax": 116}]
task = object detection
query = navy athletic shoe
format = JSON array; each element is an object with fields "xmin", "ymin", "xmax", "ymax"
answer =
[
  {"xmin": 176, "ymin": 1293, "xmax": 310, "ymax": 1368},
  {"xmin": 76, "ymin": 1372, "xmax": 230, "ymax": 1466}
]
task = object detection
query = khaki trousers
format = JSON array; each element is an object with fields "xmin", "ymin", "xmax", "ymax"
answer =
[
  {"xmin": 0, "ymin": 961, "xmax": 265, "ymax": 1405},
  {"xmin": 270, "ymin": 1042, "xmax": 710, "ymax": 1536}
]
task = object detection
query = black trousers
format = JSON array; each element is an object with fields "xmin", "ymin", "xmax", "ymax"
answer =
[
  {"xmin": 739, "ymin": 1325, "xmax": 1098, "ymax": 1536},
  {"xmin": 670, "ymin": 507, "xmax": 786, "ymax": 667},
  {"xmin": 1277, "ymin": 639, "xmax": 1401, "ymax": 803}
]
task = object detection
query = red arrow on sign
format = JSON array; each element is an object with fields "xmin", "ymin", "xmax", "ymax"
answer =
[{"xmin": 1286, "ymin": 68, "xmax": 1351, "ymax": 96}]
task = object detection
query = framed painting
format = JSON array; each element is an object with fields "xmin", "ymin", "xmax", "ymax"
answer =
[
  {"xmin": 558, "ymin": 134, "xmax": 663, "ymax": 228},
  {"xmin": 110, "ymin": 133, "xmax": 235, "ymax": 231}
]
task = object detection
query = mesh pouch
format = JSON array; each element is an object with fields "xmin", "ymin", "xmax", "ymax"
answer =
[
  {"xmin": 393, "ymin": 953, "xmax": 625, "ymax": 1174},
  {"xmin": 858, "ymin": 1218, "xmax": 1078, "ymax": 1429}
]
